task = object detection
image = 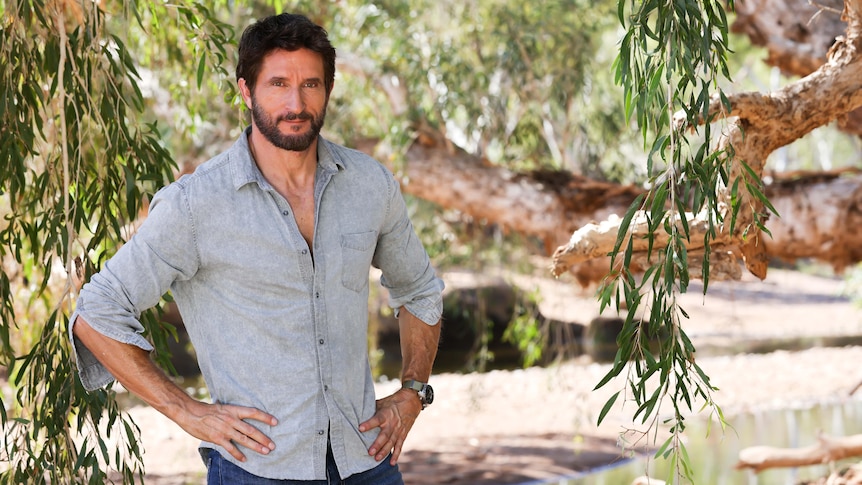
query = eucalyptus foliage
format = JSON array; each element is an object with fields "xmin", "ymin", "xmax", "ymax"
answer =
[
  {"xmin": 326, "ymin": 0, "xmax": 631, "ymax": 178},
  {"xmin": 0, "ymin": 1, "xmax": 234, "ymax": 482},
  {"xmin": 597, "ymin": 0, "xmax": 736, "ymax": 482}
]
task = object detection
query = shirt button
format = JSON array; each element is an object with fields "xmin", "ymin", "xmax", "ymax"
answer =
[
  {"xmin": 319, "ymin": 339, "xmax": 324, "ymax": 345},
  {"xmin": 315, "ymin": 292, "xmax": 320, "ymax": 298},
  {"xmin": 282, "ymin": 210, "xmax": 289, "ymax": 216},
  {"xmin": 324, "ymin": 385, "xmax": 329, "ymax": 391},
  {"xmin": 317, "ymin": 430, "xmax": 325, "ymax": 435},
  {"xmin": 301, "ymin": 249, "xmax": 308, "ymax": 255}
]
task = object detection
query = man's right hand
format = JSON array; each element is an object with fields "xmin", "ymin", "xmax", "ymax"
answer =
[
  {"xmin": 174, "ymin": 400, "xmax": 278, "ymax": 462},
  {"xmin": 72, "ymin": 316, "xmax": 277, "ymax": 462}
]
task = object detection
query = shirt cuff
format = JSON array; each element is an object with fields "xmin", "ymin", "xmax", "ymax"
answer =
[
  {"xmin": 69, "ymin": 309, "xmax": 155, "ymax": 392},
  {"xmin": 394, "ymin": 292, "xmax": 443, "ymax": 326}
]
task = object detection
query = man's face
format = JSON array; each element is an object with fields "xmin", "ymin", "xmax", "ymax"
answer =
[{"xmin": 244, "ymin": 48, "xmax": 329, "ymax": 152}]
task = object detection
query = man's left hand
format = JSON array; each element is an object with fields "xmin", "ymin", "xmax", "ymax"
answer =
[{"xmin": 358, "ymin": 388, "xmax": 422, "ymax": 464}]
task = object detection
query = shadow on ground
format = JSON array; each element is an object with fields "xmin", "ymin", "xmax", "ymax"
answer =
[{"xmin": 400, "ymin": 433, "xmax": 639, "ymax": 484}]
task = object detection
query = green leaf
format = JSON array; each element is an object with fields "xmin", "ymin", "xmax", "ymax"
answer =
[
  {"xmin": 597, "ymin": 391, "xmax": 620, "ymax": 426},
  {"xmin": 612, "ymin": 193, "xmax": 645, "ymax": 258},
  {"xmin": 594, "ymin": 353, "xmax": 626, "ymax": 391},
  {"xmin": 197, "ymin": 55, "xmax": 207, "ymax": 89},
  {"xmin": 654, "ymin": 435, "xmax": 673, "ymax": 459},
  {"xmin": 720, "ymin": 89, "xmax": 732, "ymax": 114},
  {"xmin": 675, "ymin": 197, "xmax": 690, "ymax": 239},
  {"xmin": 74, "ymin": 437, "xmax": 91, "ymax": 471}
]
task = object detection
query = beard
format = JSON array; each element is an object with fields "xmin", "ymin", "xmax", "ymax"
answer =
[{"xmin": 251, "ymin": 97, "xmax": 327, "ymax": 152}]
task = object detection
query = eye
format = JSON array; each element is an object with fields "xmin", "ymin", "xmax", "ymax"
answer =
[
  {"xmin": 272, "ymin": 80, "xmax": 285, "ymax": 87},
  {"xmin": 303, "ymin": 81, "xmax": 320, "ymax": 88}
]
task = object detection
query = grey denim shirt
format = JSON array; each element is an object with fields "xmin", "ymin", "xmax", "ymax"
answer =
[{"xmin": 69, "ymin": 129, "xmax": 444, "ymax": 480}]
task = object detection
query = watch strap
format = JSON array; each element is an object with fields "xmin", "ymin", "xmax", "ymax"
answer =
[
  {"xmin": 401, "ymin": 379, "xmax": 426, "ymax": 392},
  {"xmin": 401, "ymin": 379, "xmax": 431, "ymax": 410}
]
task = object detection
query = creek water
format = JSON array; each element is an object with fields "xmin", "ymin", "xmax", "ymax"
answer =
[{"xmin": 525, "ymin": 397, "xmax": 862, "ymax": 485}]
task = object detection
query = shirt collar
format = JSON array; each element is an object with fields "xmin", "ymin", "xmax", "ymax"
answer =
[{"xmin": 230, "ymin": 126, "xmax": 344, "ymax": 191}]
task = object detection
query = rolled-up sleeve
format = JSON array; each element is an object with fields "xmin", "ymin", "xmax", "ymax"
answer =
[
  {"xmin": 70, "ymin": 183, "xmax": 199, "ymax": 391},
  {"xmin": 372, "ymin": 177, "xmax": 444, "ymax": 326}
]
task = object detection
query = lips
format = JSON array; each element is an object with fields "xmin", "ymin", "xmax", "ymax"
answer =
[{"xmin": 280, "ymin": 112, "xmax": 313, "ymax": 122}]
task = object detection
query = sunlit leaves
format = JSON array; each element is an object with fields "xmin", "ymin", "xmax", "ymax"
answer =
[{"xmin": 597, "ymin": 0, "xmax": 735, "ymax": 481}]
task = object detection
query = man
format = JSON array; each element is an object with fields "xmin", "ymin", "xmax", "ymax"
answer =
[{"xmin": 70, "ymin": 12, "xmax": 443, "ymax": 484}]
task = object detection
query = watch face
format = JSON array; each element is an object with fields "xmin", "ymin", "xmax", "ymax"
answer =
[{"xmin": 423, "ymin": 385, "xmax": 434, "ymax": 405}]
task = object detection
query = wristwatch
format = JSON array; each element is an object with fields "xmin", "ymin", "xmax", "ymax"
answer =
[{"xmin": 401, "ymin": 380, "xmax": 434, "ymax": 410}]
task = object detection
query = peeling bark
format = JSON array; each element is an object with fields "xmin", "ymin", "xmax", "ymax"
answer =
[
  {"xmin": 346, "ymin": 1, "xmax": 862, "ymax": 286},
  {"xmin": 733, "ymin": 0, "xmax": 845, "ymax": 77},
  {"xmin": 549, "ymin": 170, "xmax": 862, "ymax": 280},
  {"xmin": 553, "ymin": 0, "xmax": 862, "ymax": 281},
  {"xmin": 733, "ymin": 0, "xmax": 862, "ymax": 135},
  {"xmin": 356, "ymin": 132, "xmax": 862, "ymax": 284},
  {"xmin": 356, "ymin": 133, "xmax": 642, "ymax": 255}
]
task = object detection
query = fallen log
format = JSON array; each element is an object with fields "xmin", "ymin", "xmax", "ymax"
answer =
[{"xmin": 736, "ymin": 433, "xmax": 862, "ymax": 473}]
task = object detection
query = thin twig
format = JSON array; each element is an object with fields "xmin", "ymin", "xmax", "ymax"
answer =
[{"xmin": 808, "ymin": 0, "xmax": 845, "ymax": 26}]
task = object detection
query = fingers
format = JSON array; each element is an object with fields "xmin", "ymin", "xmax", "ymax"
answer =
[
  {"xmin": 216, "ymin": 404, "xmax": 278, "ymax": 457},
  {"xmin": 389, "ymin": 435, "xmax": 405, "ymax": 465},
  {"xmin": 234, "ymin": 405, "xmax": 279, "ymax": 427},
  {"xmin": 221, "ymin": 439, "xmax": 248, "ymax": 462},
  {"xmin": 360, "ymin": 413, "xmax": 395, "ymax": 461},
  {"xmin": 230, "ymin": 405, "xmax": 279, "ymax": 451},
  {"xmin": 368, "ymin": 426, "xmax": 395, "ymax": 461},
  {"xmin": 358, "ymin": 414, "xmax": 381, "ymax": 433},
  {"xmin": 371, "ymin": 428, "xmax": 406, "ymax": 463},
  {"xmin": 360, "ymin": 393, "xmax": 420, "ymax": 462},
  {"xmin": 179, "ymin": 402, "xmax": 278, "ymax": 462}
]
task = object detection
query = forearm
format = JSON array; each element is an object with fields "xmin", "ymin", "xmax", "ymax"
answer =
[
  {"xmin": 360, "ymin": 308, "xmax": 440, "ymax": 463},
  {"xmin": 397, "ymin": 308, "xmax": 441, "ymax": 382},
  {"xmin": 71, "ymin": 315, "xmax": 196, "ymax": 421}
]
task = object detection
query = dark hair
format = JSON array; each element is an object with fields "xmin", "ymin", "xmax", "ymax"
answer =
[{"xmin": 236, "ymin": 13, "xmax": 336, "ymax": 94}]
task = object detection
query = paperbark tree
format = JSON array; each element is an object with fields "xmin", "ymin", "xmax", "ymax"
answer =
[
  {"xmin": 554, "ymin": 0, "xmax": 862, "ymax": 281},
  {"xmin": 349, "ymin": 2, "xmax": 862, "ymax": 480},
  {"xmin": 348, "ymin": 0, "xmax": 862, "ymax": 285}
]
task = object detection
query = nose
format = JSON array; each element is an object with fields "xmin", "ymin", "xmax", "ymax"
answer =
[{"xmin": 283, "ymin": 86, "xmax": 304, "ymax": 112}]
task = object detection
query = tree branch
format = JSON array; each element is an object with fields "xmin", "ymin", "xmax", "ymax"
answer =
[
  {"xmin": 337, "ymin": 52, "xmax": 410, "ymax": 116},
  {"xmin": 577, "ymin": 0, "xmax": 862, "ymax": 281}
]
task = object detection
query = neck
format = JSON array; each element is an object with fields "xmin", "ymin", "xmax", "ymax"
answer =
[{"xmin": 248, "ymin": 129, "xmax": 318, "ymax": 190}]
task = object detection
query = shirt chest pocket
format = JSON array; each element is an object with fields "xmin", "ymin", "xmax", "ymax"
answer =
[{"xmin": 340, "ymin": 231, "xmax": 378, "ymax": 292}]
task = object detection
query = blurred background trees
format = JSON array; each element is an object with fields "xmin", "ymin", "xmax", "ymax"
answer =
[{"xmin": 2, "ymin": 0, "xmax": 861, "ymax": 482}]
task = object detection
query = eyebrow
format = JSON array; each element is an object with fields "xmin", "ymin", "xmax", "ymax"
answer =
[{"xmin": 267, "ymin": 76, "xmax": 324, "ymax": 85}]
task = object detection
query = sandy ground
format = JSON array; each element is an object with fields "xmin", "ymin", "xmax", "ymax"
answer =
[{"xmin": 124, "ymin": 267, "xmax": 862, "ymax": 484}]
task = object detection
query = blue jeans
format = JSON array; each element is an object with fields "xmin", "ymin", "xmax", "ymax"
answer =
[{"xmin": 204, "ymin": 446, "xmax": 403, "ymax": 485}]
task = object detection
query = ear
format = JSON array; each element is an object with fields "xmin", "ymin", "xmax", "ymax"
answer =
[{"xmin": 238, "ymin": 78, "xmax": 253, "ymax": 110}]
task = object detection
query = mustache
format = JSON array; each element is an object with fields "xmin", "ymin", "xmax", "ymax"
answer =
[{"xmin": 279, "ymin": 111, "xmax": 314, "ymax": 122}]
